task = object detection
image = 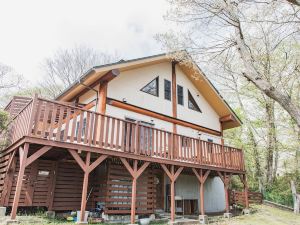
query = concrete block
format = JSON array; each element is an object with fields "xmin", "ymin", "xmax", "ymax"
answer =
[
  {"xmin": 243, "ymin": 208, "xmax": 251, "ymax": 215},
  {"xmin": 0, "ymin": 207, "xmax": 6, "ymax": 217},
  {"xmin": 5, "ymin": 219, "xmax": 19, "ymax": 225},
  {"xmin": 45, "ymin": 211, "xmax": 55, "ymax": 219},
  {"xmin": 199, "ymin": 215, "xmax": 208, "ymax": 224},
  {"xmin": 223, "ymin": 213, "xmax": 232, "ymax": 219},
  {"xmin": 149, "ymin": 214, "xmax": 156, "ymax": 221}
]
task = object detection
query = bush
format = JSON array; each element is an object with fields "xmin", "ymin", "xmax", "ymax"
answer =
[
  {"xmin": 264, "ymin": 173, "xmax": 300, "ymax": 207},
  {"xmin": 0, "ymin": 110, "xmax": 9, "ymax": 132},
  {"xmin": 0, "ymin": 110, "xmax": 9, "ymax": 150}
]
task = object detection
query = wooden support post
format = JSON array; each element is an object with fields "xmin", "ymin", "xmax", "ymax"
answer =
[
  {"xmin": 10, "ymin": 144, "xmax": 53, "ymax": 220},
  {"xmin": 192, "ymin": 168, "xmax": 210, "ymax": 215},
  {"xmin": 171, "ymin": 61, "xmax": 177, "ymax": 134},
  {"xmin": 239, "ymin": 174, "xmax": 249, "ymax": 209},
  {"xmin": 120, "ymin": 158, "xmax": 150, "ymax": 224},
  {"xmin": 80, "ymin": 152, "xmax": 90, "ymax": 223},
  {"xmin": 217, "ymin": 171, "xmax": 231, "ymax": 213},
  {"xmin": 161, "ymin": 164, "xmax": 183, "ymax": 223},
  {"xmin": 10, "ymin": 144, "xmax": 29, "ymax": 220},
  {"xmin": 68, "ymin": 149, "xmax": 108, "ymax": 223},
  {"xmin": 1, "ymin": 150, "xmax": 17, "ymax": 206},
  {"xmin": 98, "ymin": 82, "xmax": 108, "ymax": 114}
]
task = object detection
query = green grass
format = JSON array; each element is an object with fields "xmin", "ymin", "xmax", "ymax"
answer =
[
  {"xmin": 1, "ymin": 205, "xmax": 299, "ymax": 225},
  {"xmin": 210, "ymin": 205, "xmax": 300, "ymax": 225}
]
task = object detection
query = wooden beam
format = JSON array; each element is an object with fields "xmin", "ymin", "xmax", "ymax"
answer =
[
  {"xmin": 99, "ymin": 69, "xmax": 120, "ymax": 83},
  {"xmin": 120, "ymin": 158, "xmax": 135, "ymax": 177},
  {"xmin": 11, "ymin": 143, "xmax": 29, "ymax": 219},
  {"xmin": 107, "ymin": 98, "xmax": 221, "ymax": 136},
  {"xmin": 203, "ymin": 170, "xmax": 211, "ymax": 183},
  {"xmin": 119, "ymin": 159, "xmax": 149, "ymax": 224},
  {"xmin": 173, "ymin": 166, "xmax": 183, "ymax": 181},
  {"xmin": 135, "ymin": 161, "xmax": 150, "ymax": 178},
  {"xmin": 192, "ymin": 169, "xmax": 210, "ymax": 215},
  {"xmin": 87, "ymin": 155, "xmax": 108, "ymax": 173},
  {"xmin": 4, "ymin": 150, "xmax": 16, "ymax": 176},
  {"xmin": 192, "ymin": 168, "xmax": 201, "ymax": 182},
  {"xmin": 161, "ymin": 164, "xmax": 172, "ymax": 180},
  {"xmin": 79, "ymin": 152, "xmax": 90, "ymax": 222},
  {"xmin": 98, "ymin": 82, "xmax": 108, "ymax": 114},
  {"xmin": 26, "ymin": 136, "xmax": 245, "ymax": 174},
  {"xmin": 70, "ymin": 69, "xmax": 120, "ymax": 102},
  {"xmin": 26, "ymin": 146, "xmax": 52, "ymax": 167},
  {"xmin": 68, "ymin": 149, "xmax": 86, "ymax": 171},
  {"xmin": 239, "ymin": 174, "xmax": 249, "ymax": 209},
  {"xmin": 161, "ymin": 164, "xmax": 183, "ymax": 222},
  {"xmin": 217, "ymin": 171, "xmax": 231, "ymax": 213},
  {"xmin": 172, "ymin": 61, "xmax": 177, "ymax": 133},
  {"xmin": 220, "ymin": 114, "xmax": 235, "ymax": 123}
]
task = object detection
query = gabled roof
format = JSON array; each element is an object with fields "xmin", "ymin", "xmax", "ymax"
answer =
[{"xmin": 55, "ymin": 52, "xmax": 242, "ymax": 130}]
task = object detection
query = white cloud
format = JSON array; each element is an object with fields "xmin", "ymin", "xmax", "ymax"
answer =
[{"xmin": 0, "ymin": 0, "xmax": 171, "ymax": 83}]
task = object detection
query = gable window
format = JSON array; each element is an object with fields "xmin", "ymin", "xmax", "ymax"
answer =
[
  {"xmin": 164, "ymin": 79, "xmax": 171, "ymax": 101},
  {"xmin": 177, "ymin": 85, "xmax": 184, "ymax": 105},
  {"xmin": 188, "ymin": 90, "xmax": 201, "ymax": 112},
  {"xmin": 141, "ymin": 77, "xmax": 159, "ymax": 96}
]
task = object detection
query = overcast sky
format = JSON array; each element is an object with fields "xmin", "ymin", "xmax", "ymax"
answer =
[{"xmin": 0, "ymin": 0, "xmax": 172, "ymax": 84}]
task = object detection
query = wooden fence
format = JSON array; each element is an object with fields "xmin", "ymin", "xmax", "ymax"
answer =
[
  {"xmin": 4, "ymin": 97, "xmax": 245, "ymax": 171},
  {"xmin": 230, "ymin": 190, "xmax": 263, "ymax": 206}
]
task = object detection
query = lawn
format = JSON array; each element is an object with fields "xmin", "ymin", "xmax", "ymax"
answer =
[
  {"xmin": 210, "ymin": 205, "xmax": 300, "ymax": 225},
  {"xmin": 0, "ymin": 205, "xmax": 299, "ymax": 225}
]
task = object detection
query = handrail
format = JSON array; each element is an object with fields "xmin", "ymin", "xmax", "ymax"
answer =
[
  {"xmin": 8, "ymin": 97, "xmax": 245, "ymax": 171},
  {"xmin": 37, "ymin": 97, "xmax": 242, "ymax": 152},
  {"xmin": 9, "ymin": 98, "xmax": 33, "ymax": 122}
]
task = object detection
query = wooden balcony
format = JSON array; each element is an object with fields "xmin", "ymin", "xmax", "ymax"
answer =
[{"xmin": 4, "ymin": 96, "xmax": 245, "ymax": 173}]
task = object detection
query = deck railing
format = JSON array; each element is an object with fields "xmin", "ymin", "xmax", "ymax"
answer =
[{"xmin": 5, "ymin": 97, "xmax": 245, "ymax": 171}]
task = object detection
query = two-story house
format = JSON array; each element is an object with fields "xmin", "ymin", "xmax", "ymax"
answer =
[{"xmin": 0, "ymin": 53, "xmax": 248, "ymax": 224}]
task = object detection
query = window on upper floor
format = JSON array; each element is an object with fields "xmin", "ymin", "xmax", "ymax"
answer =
[
  {"xmin": 140, "ymin": 77, "xmax": 159, "ymax": 96},
  {"xmin": 164, "ymin": 79, "xmax": 171, "ymax": 101},
  {"xmin": 177, "ymin": 85, "xmax": 184, "ymax": 105},
  {"xmin": 188, "ymin": 90, "xmax": 201, "ymax": 112}
]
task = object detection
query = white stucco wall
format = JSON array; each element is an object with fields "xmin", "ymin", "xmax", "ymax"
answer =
[
  {"xmin": 166, "ymin": 174, "xmax": 225, "ymax": 213},
  {"xmin": 175, "ymin": 66, "xmax": 221, "ymax": 132},
  {"xmin": 108, "ymin": 62, "xmax": 173, "ymax": 116},
  {"xmin": 78, "ymin": 62, "xmax": 221, "ymax": 137}
]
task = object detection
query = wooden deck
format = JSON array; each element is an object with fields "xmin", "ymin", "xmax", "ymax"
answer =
[
  {"xmin": 0, "ymin": 96, "xmax": 249, "ymax": 223},
  {"xmin": 5, "ymin": 97, "xmax": 245, "ymax": 172}
]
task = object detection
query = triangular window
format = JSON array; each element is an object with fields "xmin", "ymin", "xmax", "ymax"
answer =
[
  {"xmin": 188, "ymin": 90, "xmax": 201, "ymax": 112},
  {"xmin": 140, "ymin": 77, "xmax": 159, "ymax": 96}
]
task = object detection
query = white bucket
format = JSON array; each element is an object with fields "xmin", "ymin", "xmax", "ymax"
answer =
[{"xmin": 76, "ymin": 211, "xmax": 89, "ymax": 223}]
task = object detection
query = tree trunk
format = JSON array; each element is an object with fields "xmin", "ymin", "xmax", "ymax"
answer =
[
  {"xmin": 231, "ymin": 6, "xmax": 300, "ymax": 129},
  {"xmin": 291, "ymin": 180, "xmax": 300, "ymax": 214},
  {"xmin": 286, "ymin": 0, "xmax": 300, "ymax": 6},
  {"xmin": 265, "ymin": 99, "xmax": 277, "ymax": 183},
  {"xmin": 232, "ymin": 77, "xmax": 262, "ymax": 179}
]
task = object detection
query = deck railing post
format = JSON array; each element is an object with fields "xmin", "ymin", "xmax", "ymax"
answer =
[
  {"xmin": 27, "ymin": 94, "xmax": 38, "ymax": 136},
  {"xmin": 135, "ymin": 122, "xmax": 140, "ymax": 155}
]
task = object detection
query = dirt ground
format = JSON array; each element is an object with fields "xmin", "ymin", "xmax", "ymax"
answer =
[{"xmin": 0, "ymin": 204, "xmax": 299, "ymax": 225}]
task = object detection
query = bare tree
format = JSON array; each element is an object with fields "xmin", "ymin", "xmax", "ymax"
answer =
[
  {"xmin": 159, "ymin": 0, "xmax": 300, "ymax": 128},
  {"xmin": 40, "ymin": 45, "xmax": 119, "ymax": 98},
  {"xmin": 0, "ymin": 63, "xmax": 23, "ymax": 106}
]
